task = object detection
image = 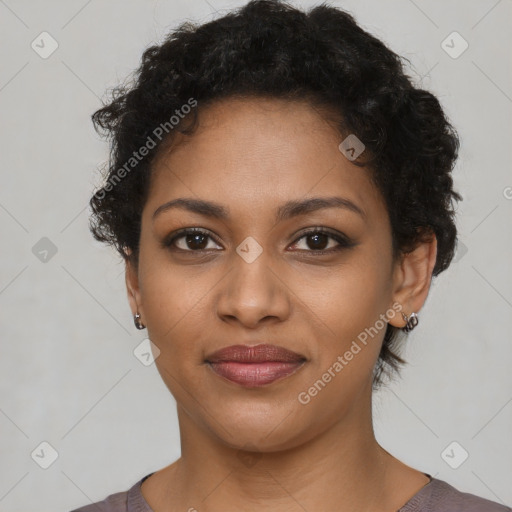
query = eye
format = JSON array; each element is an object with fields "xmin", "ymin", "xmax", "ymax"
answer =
[
  {"xmin": 288, "ymin": 228, "xmax": 356, "ymax": 254},
  {"xmin": 162, "ymin": 227, "xmax": 356, "ymax": 255},
  {"xmin": 163, "ymin": 228, "xmax": 222, "ymax": 252}
]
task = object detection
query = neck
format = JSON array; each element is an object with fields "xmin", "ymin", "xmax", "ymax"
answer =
[{"xmin": 149, "ymin": 388, "xmax": 412, "ymax": 511}]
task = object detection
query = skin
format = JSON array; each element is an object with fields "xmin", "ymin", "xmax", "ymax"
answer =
[{"xmin": 125, "ymin": 97, "xmax": 437, "ymax": 511}]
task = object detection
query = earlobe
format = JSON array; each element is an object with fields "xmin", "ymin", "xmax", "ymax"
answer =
[{"xmin": 389, "ymin": 233, "xmax": 437, "ymax": 329}]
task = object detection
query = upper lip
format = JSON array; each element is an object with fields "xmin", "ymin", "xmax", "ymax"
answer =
[{"xmin": 205, "ymin": 344, "xmax": 306, "ymax": 363}]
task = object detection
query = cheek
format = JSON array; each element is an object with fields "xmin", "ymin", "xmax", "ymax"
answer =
[
  {"xmin": 139, "ymin": 261, "xmax": 211, "ymax": 400},
  {"xmin": 306, "ymin": 254, "xmax": 391, "ymax": 329},
  {"xmin": 292, "ymin": 267, "xmax": 391, "ymax": 418},
  {"xmin": 137, "ymin": 245, "xmax": 222, "ymax": 364},
  {"xmin": 300, "ymin": 251, "xmax": 393, "ymax": 372},
  {"xmin": 141, "ymin": 272, "xmax": 207, "ymax": 349}
]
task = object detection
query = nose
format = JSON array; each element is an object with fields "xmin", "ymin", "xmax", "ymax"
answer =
[{"xmin": 215, "ymin": 249, "xmax": 291, "ymax": 329}]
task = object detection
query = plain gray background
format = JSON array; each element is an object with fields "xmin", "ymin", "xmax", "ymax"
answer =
[{"xmin": 0, "ymin": 0, "xmax": 511, "ymax": 510}]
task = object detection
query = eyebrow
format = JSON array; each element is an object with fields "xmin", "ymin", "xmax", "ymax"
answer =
[{"xmin": 152, "ymin": 196, "xmax": 366, "ymax": 222}]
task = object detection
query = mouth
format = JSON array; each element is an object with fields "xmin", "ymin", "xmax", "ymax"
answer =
[{"xmin": 205, "ymin": 344, "xmax": 307, "ymax": 387}]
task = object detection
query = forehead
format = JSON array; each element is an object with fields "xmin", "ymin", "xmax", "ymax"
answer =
[{"xmin": 146, "ymin": 97, "xmax": 385, "ymax": 219}]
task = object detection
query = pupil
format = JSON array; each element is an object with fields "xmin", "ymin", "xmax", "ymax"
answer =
[
  {"xmin": 308, "ymin": 233, "xmax": 328, "ymax": 250},
  {"xmin": 187, "ymin": 234, "xmax": 207, "ymax": 250}
]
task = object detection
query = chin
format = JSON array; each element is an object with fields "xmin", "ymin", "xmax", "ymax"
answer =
[{"xmin": 206, "ymin": 402, "xmax": 316, "ymax": 453}]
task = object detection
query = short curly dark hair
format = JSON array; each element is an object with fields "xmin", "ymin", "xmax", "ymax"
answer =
[{"xmin": 89, "ymin": 0, "xmax": 462, "ymax": 387}]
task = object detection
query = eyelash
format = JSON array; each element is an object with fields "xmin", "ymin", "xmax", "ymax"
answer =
[{"xmin": 162, "ymin": 227, "xmax": 356, "ymax": 256}]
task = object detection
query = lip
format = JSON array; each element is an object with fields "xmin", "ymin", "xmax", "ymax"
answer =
[{"xmin": 205, "ymin": 344, "xmax": 306, "ymax": 387}]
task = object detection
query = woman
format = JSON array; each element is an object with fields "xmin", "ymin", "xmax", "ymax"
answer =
[{"xmin": 71, "ymin": 1, "xmax": 510, "ymax": 510}]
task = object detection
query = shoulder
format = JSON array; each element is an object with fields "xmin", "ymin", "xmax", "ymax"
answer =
[
  {"xmin": 68, "ymin": 473, "xmax": 154, "ymax": 512},
  {"xmin": 402, "ymin": 477, "xmax": 511, "ymax": 512},
  {"xmin": 68, "ymin": 489, "xmax": 128, "ymax": 512}
]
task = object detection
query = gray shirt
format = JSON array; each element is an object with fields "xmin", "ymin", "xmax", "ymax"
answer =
[{"xmin": 70, "ymin": 473, "xmax": 511, "ymax": 512}]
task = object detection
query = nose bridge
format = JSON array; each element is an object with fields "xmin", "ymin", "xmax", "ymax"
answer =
[
  {"xmin": 233, "ymin": 245, "xmax": 272, "ymax": 293},
  {"xmin": 216, "ymin": 238, "xmax": 290, "ymax": 326}
]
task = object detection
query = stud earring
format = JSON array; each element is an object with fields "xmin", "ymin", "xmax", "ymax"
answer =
[
  {"xmin": 134, "ymin": 312, "xmax": 146, "ymax": 330},
  {"xmin": 401, "ymin": 312, "xmax": 418, "ymax": 332}
]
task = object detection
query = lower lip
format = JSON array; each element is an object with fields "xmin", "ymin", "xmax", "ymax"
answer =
[{"xmin": 207, "ymin": 361, "xmax": 305, "ymax": 387}]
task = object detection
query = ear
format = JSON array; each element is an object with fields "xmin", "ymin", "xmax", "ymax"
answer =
[
  {"xmin": 388, "ymin": 232, "xmax": 437, "ymax": 329},
  {"xmin": 125, "ymin": 253, "xmax": 144, "ymax": 323}
]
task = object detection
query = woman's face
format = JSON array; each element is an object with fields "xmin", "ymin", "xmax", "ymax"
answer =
[{"xmin": 127, "ymin": 97, "xmax": 410, "ymax": 451}]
